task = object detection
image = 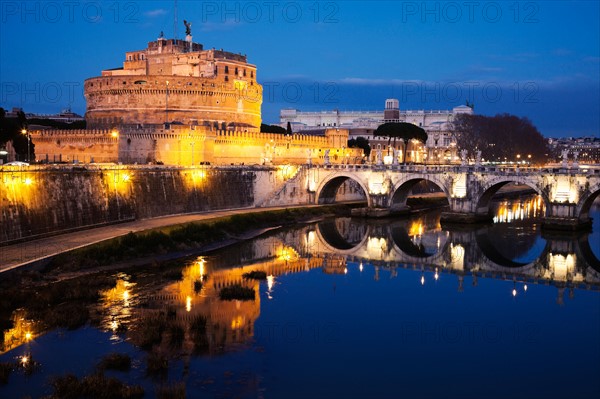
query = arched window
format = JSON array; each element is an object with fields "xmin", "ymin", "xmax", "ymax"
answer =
[{"xmin": 224, "ymin": 66, "xmax": 229, "ymax": 74}]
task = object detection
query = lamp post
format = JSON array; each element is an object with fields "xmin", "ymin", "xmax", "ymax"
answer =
[{"xmin": 21, "ymin": 129, "xmax": 30, "ymax": 163}]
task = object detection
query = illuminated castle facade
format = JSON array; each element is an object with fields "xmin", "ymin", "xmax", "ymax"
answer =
[
  {"xmin": 85, "ymin": 36, "xmax": 261, "ymax": 129},
  {"xmin": 31, "ymin": 34, "xmax": 358, "ymax": 166}
]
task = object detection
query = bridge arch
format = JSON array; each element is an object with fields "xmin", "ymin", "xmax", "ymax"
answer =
[
  {"xmin": 475, "ymin": 228, "xmax": 550, "ymax": 269},
  {"xmin": 314, "ymin": 219, "xmax": 371, "ymax": 255},
  {"xmin": 389, "ymin": 176, "xmax": 450, "ymax": 209},
  {"xmin": 576, "ymin": 183, "xmax": 600, "ymax": 222},
  {"xmin": 315, "ymin": 174, "xmax": 370, "ymax": 206},
  {"xmin": 476, "ymin": 176, "xmax": 550, "ymax": 217},
  {"xmin": 389, "ymin": 224, "xmax": 448, "ymax": 260}
]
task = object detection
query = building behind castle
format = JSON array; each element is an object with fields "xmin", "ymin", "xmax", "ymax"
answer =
[{"xmin": 281, "ymin": 99, "xmax": 474, "ymax": 163}]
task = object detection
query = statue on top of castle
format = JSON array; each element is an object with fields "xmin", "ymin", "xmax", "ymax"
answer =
[
  {"xmin": 159, "ymin": 30, "xmax": 164, "ymax": 38},
  {"xmin": 184, "ymin": 20, "xmax": 192, "ymax": 36}
]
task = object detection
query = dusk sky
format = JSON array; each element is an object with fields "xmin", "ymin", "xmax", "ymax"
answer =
[{"xmin": 1, "ymin": 1, "xmax": 598, "ymax": 137}]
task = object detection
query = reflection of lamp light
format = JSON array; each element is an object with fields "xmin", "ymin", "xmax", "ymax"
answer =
[
  {"xmin": 524, "ymin": 284, "xmax": 528, "ymax": 292},
  {"xmin": 267, "ymin": 275, "xmax": 275, "ymax": 300},
  {"xmin": 421, "ymin": 274, "xmax": 425, "ymax": 285},
  {"xmin": 512, "ymin": 281, "xmax": 517, "ymax": 297},
  {"xmin": 434, "ymin": 268, "xmax": 439, "ymax": 281},
  {"xmin": 359, "ymin": 262, "xmax": 363, "ymax": 272}
]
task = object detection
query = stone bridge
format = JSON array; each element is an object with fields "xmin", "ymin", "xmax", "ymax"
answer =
[{"xmin": 269, "ymin": 163, "xmax": 600, "ymax": 230}]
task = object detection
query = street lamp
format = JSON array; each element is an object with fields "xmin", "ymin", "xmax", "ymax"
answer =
[{"xmin": 21, "ymin": 129, "xmax": 30, "ymax": 163}]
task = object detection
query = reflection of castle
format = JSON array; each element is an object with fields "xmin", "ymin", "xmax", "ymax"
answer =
[
  {"xmin": 31, "ymin": 35, "xmax": 360, "ymax": 165},
  {"xmin": 110, "ymin": 240, "xmax": 325, "ymax": 355}
]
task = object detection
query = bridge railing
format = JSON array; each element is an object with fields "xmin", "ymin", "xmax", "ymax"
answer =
[{"xmin": 304, "ymin": 162, "xmax": 600, "ymax": 176}]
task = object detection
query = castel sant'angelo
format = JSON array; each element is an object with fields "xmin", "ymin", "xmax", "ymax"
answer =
[{"xmin": 31, "ymin": 25, "xmax": 355, "ymax": 166}]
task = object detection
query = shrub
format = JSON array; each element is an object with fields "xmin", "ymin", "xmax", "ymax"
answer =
[
  {"xmin": 132, "ymin": 317, "xmax": 166, "ymax": 350},
  {"xmin": 156, "ymin": 382, "xmax": 186, "ymax": 399},
  {"xmin": 98, "ymin": 353, "xmax": 132, "ymax": 372},
  {"xmin": 242, "ymin": 271, "xmax": 267, "ymax": 280},
  {"xmin": 219, "ymin": 284, "xmax": 255, "ymax": 301},
  {"xmin": 146, "ymin": 352, "xmax": 168, "ymax": 378},
  {"xmin": 50, "ymin": 373, "xmax": 144, "ymax": 399},
  {"xmin": 0, "ymin": 362, "xmax": 12, "ymax": 385}
]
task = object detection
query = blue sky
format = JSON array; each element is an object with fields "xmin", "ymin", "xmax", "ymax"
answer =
[{"xmin": 1, "ymin": 1, "xmax": 598, "ymax": 137}]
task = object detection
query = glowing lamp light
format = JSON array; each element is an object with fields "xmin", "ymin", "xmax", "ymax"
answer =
[
  {"xmin": 25, "ymin": 332, "xmax": 32, "ymax": 341},
  {"xmin": 24, "ymin": 178, "xmax": 33, "ymax": 185},
  {"xmin": 344, "ymin": 268, "xmax": 348, "ymax": 274},
  {"xmin": 359, "ymin": 262, "xmax": 363, "ymax": 272},
  {"xmin": 421, "ymin": 275, "xmax": 425, "ymax": 285},
  {"xmin": 524, "ymin": 284, "xmax": 528, "ymax": 292},
  {"xmin": 512, "ymin": 288, "xmax": 517, "ymax": 297},
  {"xmin": 122, "ymin": 173, "xmax": 131, "ymax": 182},
  {"xmin": 21, "ymin": 355, "xmax": 29, "ymax": 365},
  {"xmin": 434, "ymin": 268, "xmax": 439, "ymax": 281},
  {"xmin": 186, "ymin": 296, "xmax": 192, "ymax": 312},
  {"xmin": 110, "ymin": 130, "xmax": 119, "ymax": 138}
]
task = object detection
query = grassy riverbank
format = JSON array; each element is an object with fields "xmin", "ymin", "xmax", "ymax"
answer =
[{"xmin": 47, "ymin": 204, "xmax": 354, "ymax": 273}]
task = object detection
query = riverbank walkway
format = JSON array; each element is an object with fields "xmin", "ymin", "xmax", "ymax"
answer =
[{"xmin": 0, "ymin": 205, "xmax": 325, "ymax": 274}]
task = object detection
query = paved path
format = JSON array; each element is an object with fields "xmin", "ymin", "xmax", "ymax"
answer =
[{"xmin": 0, "ymin": 205, "xmax": 322, "ymax": 274}]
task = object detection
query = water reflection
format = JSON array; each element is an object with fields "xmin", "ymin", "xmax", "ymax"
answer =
[
  {"xmin": 1, "ymin": 196, "xmax": 599, "ymax": 398},
  {"xmin": 85, "ymin": 197, "xmax": 599, "ymax": 356},
  {"xmin": 99, "ymin": 274, "xmax": 137, "ymax": 338},
  {"xmin": 492, "ymin": 195, "xmax": 545, "ymax": 223},
  {"xmin": 2, "ymin": 310, "xmax": 37, "ymax": 353}
]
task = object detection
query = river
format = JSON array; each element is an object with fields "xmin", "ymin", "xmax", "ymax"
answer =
[{"xmin": 1, "ymin": 195, "xmax": 599, "ymax": 398}]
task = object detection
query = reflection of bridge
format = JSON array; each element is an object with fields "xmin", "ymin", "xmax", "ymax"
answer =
[
  {"xmin": 268, "ymin": 164, "xmax": 600, "ymax": 230},
  {"xmin": 297, "ymin": 218, "xmax": 600, "ymax": 293}
]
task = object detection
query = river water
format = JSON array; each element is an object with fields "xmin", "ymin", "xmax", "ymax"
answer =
[{"xmin": 1, "ymin": 196, "xmax": 599, "ymax": 398}]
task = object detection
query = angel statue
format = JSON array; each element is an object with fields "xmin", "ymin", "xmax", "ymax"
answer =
[{"xmin": 184, "ymin": 20, "xmax": 192, "ymax": 36}]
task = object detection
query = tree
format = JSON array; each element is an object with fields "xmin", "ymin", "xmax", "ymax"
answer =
[
  {"xmin": 260, "ymin": 123, "xmax": 286, "ymax": 134},
  {"xmin": 374, "ymin": 122, "xmax": 428, "ymax": 163},
  {"xmin": 452, "ymin": 113, "xmax": 548, "ymax": 164},
  {"xmin": 348, "ymin": 136, "xmax": 371, "ymax": 157},
  {"xmin": 286, "ymin": 121, "xmax": 292, "ymax": 135},
  {"xmin": 0, "ymin": 108, "xmax": 32, "ymax": 161}
]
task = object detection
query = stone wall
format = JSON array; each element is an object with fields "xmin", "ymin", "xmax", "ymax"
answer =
[
  {"xmin": 30, "ymin": 127, "xmax": 363, "ymax": 166},
  {"xmin": 0, "ymin": 165, "xmax": 277, "ymax": 243},
  {"xmin": 0, "ymin": 163, "xmax": 369, "ymax": 244}
]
